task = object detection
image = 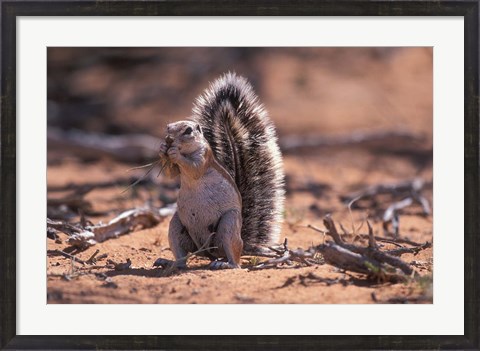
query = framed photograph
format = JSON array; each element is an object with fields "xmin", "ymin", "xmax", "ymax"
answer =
[{"xmin": 1, "ymin": 1, "xmax": 478, "ymax": 350}]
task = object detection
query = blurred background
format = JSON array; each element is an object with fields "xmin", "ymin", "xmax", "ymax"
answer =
[
  {"xmin": 47, "ymin": 47, "xmax": 432, "ymax": 148},
  {"xmin": 47, "ymin": 46, "xmax": 433, "ymax": 219}
]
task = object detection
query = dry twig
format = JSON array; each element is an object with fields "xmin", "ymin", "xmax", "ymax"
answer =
[
  {"xmin": 340, "ymin": 178, "xmax": 432, "ymax": 239},
  {"xmin": 48, "ymin": 206, "xmax": 175, "ymax": 249},
  {"xmin": 341, "ymin": 178, "xmax": 429, "ymax": 203},
  {"xmin": 48, "ymin": 249, "xmax": 87, "ymax": 265},
  {"xmin": 66, "ymin": 207, "xmax": 164, "ymax": 248},
  {"xmin": 320, "ymin": 215, "xmax": 413, "ymax": 276}
]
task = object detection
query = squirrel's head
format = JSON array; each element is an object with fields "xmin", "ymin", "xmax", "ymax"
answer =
[{"xmin": 164, "ymin": 121, "xmax": 206, "ymax": 154}]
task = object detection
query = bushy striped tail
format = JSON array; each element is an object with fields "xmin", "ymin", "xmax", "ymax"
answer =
[{"xmin": 191, "ymin": 72, "xmax": 285, "ymax": 249}]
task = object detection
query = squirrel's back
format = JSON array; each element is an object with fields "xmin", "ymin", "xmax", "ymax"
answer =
[{"xmin": 191, "ymin": 73, "xmax": 285, "ymax": 250}]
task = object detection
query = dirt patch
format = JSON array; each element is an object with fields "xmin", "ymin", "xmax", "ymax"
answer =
[{"xmin": 47, "ymin": 47, "xmax": 432, "ymax": 304}]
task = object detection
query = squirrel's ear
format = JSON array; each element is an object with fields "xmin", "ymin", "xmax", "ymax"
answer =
[{"xmin": 196, "ymin": 124, "xmax": 202, "ymax": 133}]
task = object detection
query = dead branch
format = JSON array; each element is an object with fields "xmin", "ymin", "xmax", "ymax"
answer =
[
  {"xmin": 320, "ymin": 216, "xmax": 414, "ymax": 276},
  {"xmin": 367, "ymin": 220, "xmax": 377, "ymax": 249},
  {"xmin": 386, "ymin": 242, "xmax": 432, "ymax": 256},
  {"xmin": 47, "ymin": 227, "xmax": 60, "ymax": 241},
  {"xmin": 353, "ymin": 234, "xmax": 425, "ymax": 247},
  {"xmin": 250, "ymin": 250, "xmax": 294, "ymax": 269},
  {"xmin": 340, "ymin": 179, "xmax": 431, "ymax": 240},
  {"xmin": 253, "ymin": 214, "xmax": 423, "ymax": 277},
  {"xmin": 48, "ymin": 206, "xmax": 175, "ymax": 248},
  {"xmin": 382, "ymin": 197, "xmax": 413, "ymax": 238},
  {"xmin": 47, "ymin": 218, "xmax": 83, "ymax": 236},
  {"xmin": 319, "ymin": 243, "xmax": 380, "ymax": 275},
  {"xmin": 252, "ymin": 214, "xmax": 427, "ymax": 279},
  {"xmin": 90, "ymin": 208, "xmax": 161, "ymax": 242},
  {"xmin": 96, "ymin": 253, "xmax": 109, "ymax": 261},
  {"xmin": 86, "ymin": 249, "xmax": 100, "ymax": 264},
  {"xmin": 321, "ymin": 215, "xmax": 344, "ymax": 245},
  {"xmin": 382, "ymin": 197, "xmax": 413, "ymax": 222},
  {"xmin": 364, "ymin": 246, "xmax": 412, "ymax": 275},
  {"xmin": 250, "ymin": 242, "xmax": 321, "ymax": 270},
  {"xmin": 67, "ymin": 207, "xmax": 164, "ymax": 248},
  {"xmin": 414, "ymin": 193, "xmax": 432, "ymax": 216}
]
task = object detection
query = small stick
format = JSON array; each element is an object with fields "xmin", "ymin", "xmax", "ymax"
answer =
[
  {"xmin": 307, "ymin": 224, "xmax": 327, "ymax": 244},
  {"xmin": 47, "ymin": 218, "xmax": 83, "ymax": 236},
  {"xmin": 339, "ymin": 222, "xmax": 349, "ymax": 235},
  {"xmin": 180, "ymin": 232, "xmax": 218, "ymax": 262},
  {"xmin": 383, "ymin": 197, "xmax": 414, "ymax": 222},
  {"xmin": 386, "ymin": 242, "xmax": 432, "ymax": 256},
  {"xmin": 341, "ymin": 178, "xmax": 429, "ymax": 203},
  {"xmin": 51, "ymin": 249, "xmax": 87, "ymax": 265},
  {"xmin": 367, "ymin": 220, "xmax": 377, "ymax": 248},
  {"xmin": 318, "ymin": 216, "xmax": 414, "ymax": 275},
  {"xmin": 347, "ymin": 196, "xmax": 362, "ymax": 235},
  {"xmin": 250, "ymin": 248, "xmax": 317, "ymax": 270},
  {"xmin": 154, "ymin": 232, "xmax": 219, "ymax": 272},
  {"xmin": 307, "ymin": 224, "xmax": 327, "ymax": 235},
  {"xmin": 383, "ymin": 197, "xmax": 414, "ymax": 238},
  {"xmin": 126, "ymin": 162, "xmax": 157, "ymax": 172},
  {"xmin": 86, "ymin": 249, "xmax": 100, "ymax": 264},
  {"xmin": 322, "ymin": 215, "xmax": 344, "ymax": 245},
  {"xmin": 414, "ymin": 193, "xmax": 432, "ymax": 215},
  {"xmin": 359, "ymin": 234, "xmax": 425, "ymax": 247},
  {"xmin": 157, "ymin": 162, "xmax": 167, "ymax": 178},
  {"xmin": 96, "ymin": 253, "xmax": 108, "ymax": 261},
  {"xmin": 318, "ymin": 243, "xmax": 380, "ymax": 275},
  {"xmin": 121, "ymin": 161, "xmax": 159, "ymax": 194},
  {"xmin": 66, "ymin": 207, "xmax": 162, "ymax": 248}
]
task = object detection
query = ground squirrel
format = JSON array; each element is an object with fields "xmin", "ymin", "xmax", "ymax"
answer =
[{"xmin": 155, "ymin": 73, "xmax": 285, "ymax": 269}]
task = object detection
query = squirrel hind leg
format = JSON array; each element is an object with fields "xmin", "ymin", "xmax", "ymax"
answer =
[
  {"xmin": 209, "ymin": 209, "xmax": 243, "ymax": 269},
  {"xmin": 166, "ymin": 212, "xmax": 197, "ymax": 268}
]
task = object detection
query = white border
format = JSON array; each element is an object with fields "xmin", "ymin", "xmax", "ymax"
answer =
[{"xmin": 17, "ymin": 17, "xmax": 464, "ymax": 335}]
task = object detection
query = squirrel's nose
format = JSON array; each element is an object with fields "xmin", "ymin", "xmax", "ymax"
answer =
[{"xmin": 165, "ymin": 135, "xmax": 174, "ymax": 146}]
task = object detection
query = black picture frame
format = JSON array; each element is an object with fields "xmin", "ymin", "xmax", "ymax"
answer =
[{"xmin": 1, "ymin": 1, "xmax": 478, "ymax": 350}]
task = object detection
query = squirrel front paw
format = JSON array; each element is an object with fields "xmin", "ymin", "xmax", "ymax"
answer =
[
  {"xmin": 167, "ymin": 146, "xmax": 181, "ymax": 163},
  {"xmin": 159, "ymin": 142, "xmax": 168, "ymax": 154},
  {"xmin": 158, "ymin": 142, "xmax": 169, "ymax": 159}
]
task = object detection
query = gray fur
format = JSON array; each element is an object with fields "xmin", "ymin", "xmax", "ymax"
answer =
[
  {"xmin": 158, "ymin": 73, "xmax": 285, "ymax": 268},
  {"xmin": 159, "ymin": 120, "xmax": 244, "ymax": 268}
]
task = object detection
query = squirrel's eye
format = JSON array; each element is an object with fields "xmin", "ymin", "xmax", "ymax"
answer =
[{"xmin": 183, "ymin": 127, "xmax": 193, "ymax": 135}]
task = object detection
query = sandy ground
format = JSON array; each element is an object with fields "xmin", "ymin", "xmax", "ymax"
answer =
[{"xmin": 47, "ymin": 47, "xmax": 433, "ymax": 304}]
